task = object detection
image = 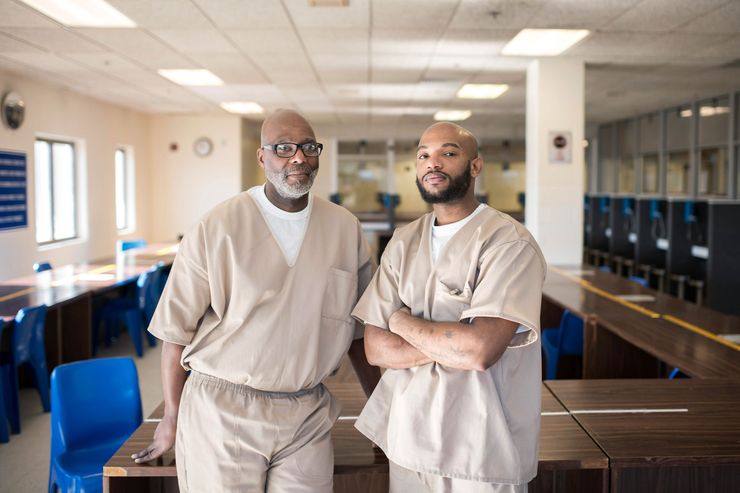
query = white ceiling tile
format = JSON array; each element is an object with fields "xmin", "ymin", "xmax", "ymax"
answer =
[
  {"xmin": 3, "ymin": 27, "xmax": 107, "ymax": 53},
  {"xmin": 150, "ymin": 28, "xmax": 239, "ymax": 55},
  {"xmin": 0, "ymin": 31, "xmax": 45, "ymax": 53},
  {"xmin": 372, "ymin": 0, "xmax": 458, "ymax": 29},
  {"xmin": 371, "ymin": 68, "xmax": 425, "ymax": 84},
  {"xmin": 62, "ymin": 52, "xmax": 141, "ymax": 72},
  {"xmin": 319, "ymin": 69, "xmax": 369, "ymax": 84},
  {"xmin": 73, "ymin": 28, "xmax": 197, "ymax": 69},
  {"xmin": 568, "ymin": 31, "xmax": 730, "ymax": 61},
  {"xmin": 311, "ymin": 53, "xmax": 368, "ymax": 70},
  {"xmin": 372, "ymin": 29, "xmax": 440, "ymax": 55},
  {"xmin": 282, "ymin": 0, "xmax": 370, "ymax": 28},
  {"xmin": 188, "ymin": 84, "xmax": 286, "ymax": 104},
  {"xmin": 188, "ymin": 52, "xmax": 269, "ymax": 84},
  {"xmin": 449, "ymin": 0, "xmax": 546, "ymax": 31},
  {"xmin": 0, "ymin": 52, "xmax": 86, "ymax": 72},
  {"xmin": 0, "ymin": 0, "xmax": 60, "ymax": 28},
  {"xmin": 527, "ymin": 0, "xmax": 640, "ymax": 29},
  {"xmin": 192, "ymin": 0, "xmax": 291, "ymax": 29},
  {"xmin": 371, "ymin": 53, "xmax": 430, "ymax": 70},
  {"xmin": 106, "ymin": 0, "xmax": 212, "ymax": 29},
  {"xmin": 226, "ymin": 29, "xmax": 304, "ymax": 55},
  {"xmin": 606, "ymin": 0, "xmax": 730, "ymax": 32},
  {"xmin": 435, "ymin": 29, "xmax": 515, "ymax": 57},
  {"xmin": 682, "ymin": 1, "xmax": 740, "ymax": 33},
  {"xmin": 300, "ymin": 30, "xmax": 369, "ymax": 54}
]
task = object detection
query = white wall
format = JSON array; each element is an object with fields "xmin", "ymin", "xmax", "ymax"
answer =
[
  {"xmin": 0, "ymin": 70, "xmax": 151, "ymax": 280},
  {"xmin": 148, "ymin": 114, "xmax": 242, "ymax": 240}
]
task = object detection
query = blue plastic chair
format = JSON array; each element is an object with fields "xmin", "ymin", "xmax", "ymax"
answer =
[
  {"xmin": 542, "ymin": 310, "xmax": 584, "ymax": 380},
  {"xmin": 629, "ymin": 276, "xmax": 649, "ymax": 287},
  {"xmin": 116, "ymin": 239, "xmax": 146, "ymax": 253},
  {"xmin": 48, "ymin": 357, "xmax": 142, "ymax": 493},
  {"xmin": 0, "ymin": 305, "xmax": 50, "ymax": 436},
  {"xmin": 95, "ymin": 265, "xmax": 162, "ymax": 357},
  {"xmin": 34, "ymin": 262, "xmax": 52, "ymax": 273}
]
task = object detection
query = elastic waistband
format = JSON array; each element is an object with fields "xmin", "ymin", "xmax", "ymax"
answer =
[{"xmin": 189, "ymin": 371, "xmax": 323, "ymax": 399}]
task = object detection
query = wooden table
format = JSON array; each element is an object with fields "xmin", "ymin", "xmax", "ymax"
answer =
[
  {"xmin": 546, "ymin": 379, "xmax": 740, "ymax": 493},
  {"xmin": 0, "ymin": 242, "xmax": 178, "ymax": 368},
  {"xmin": 543, "ymin": 266, "xmax": 740, "ymax": 378},
  {"xmin": 104, "ymin": 361, "xmax": 608, "ymax": 493}
]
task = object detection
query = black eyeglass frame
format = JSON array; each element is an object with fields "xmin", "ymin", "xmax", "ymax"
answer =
[{"xmin": 260, "ymin": 142, "xmax": 324, "ymax": 158}]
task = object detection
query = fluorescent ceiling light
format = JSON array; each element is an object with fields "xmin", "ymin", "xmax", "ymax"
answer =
[
  {"xmin": 434, "ymin": 110, "xmax": 471, "ymax": 122},
  {"xmin": 680, "ymin": 106, "xmax": 729, "ymax": 118},
  {"xmin": 457, "ymin": 84, "xmax": 509, "ymax": 99},
  {"xmin": 502, "ymin": 29, "xmax": 589, "ymax": 56},
  {"xmin": 19, "ymin": 0, "xmax": 136, "ymax": 27},
  {"xmin": 158, "ymin": 69, "xmax": 223, "ymax": 86},
  {"xmin": 220, "ymin": 102, "xmax": 264, "ymax": 115}
]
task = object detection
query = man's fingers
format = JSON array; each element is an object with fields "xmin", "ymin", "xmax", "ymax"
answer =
[{"xmin": 131, "ymin": 446, "xmax": 161, "ymax": 462}]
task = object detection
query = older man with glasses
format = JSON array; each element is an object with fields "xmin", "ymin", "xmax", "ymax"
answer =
[{"xmin": 132, "ymin": 109, "xmax": 379, "ymax": 492}]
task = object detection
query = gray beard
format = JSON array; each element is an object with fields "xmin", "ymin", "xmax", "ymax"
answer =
[{"xmin": 265, "ymin": 166, "xmax": 318, "ymax": 199}]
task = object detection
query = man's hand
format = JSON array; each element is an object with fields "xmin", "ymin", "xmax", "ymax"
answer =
[
  {"xmin": 388, "ymin": 307, "xmax": 411, "ymax": 333},
  {"xmin": 131, "ymin": 415, "xmax": 177, "ymax": 464}
]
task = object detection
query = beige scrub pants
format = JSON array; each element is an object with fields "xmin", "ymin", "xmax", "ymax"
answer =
[
  {"xmin": 390, "ymin": 462, "xmax": 528, "ymax": 493},
  {"xmin": 176, "ymin": 372, "xmax": 340, "ymax": 493}
]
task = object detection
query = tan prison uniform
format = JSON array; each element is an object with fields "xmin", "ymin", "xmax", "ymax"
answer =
[
  {"xmin": 352, "ymin": 206, "xmax": 546, "ymax": 491},
  {"xmin": 148, "ymin": 190, "xmax": 373, "ymax": 492}
]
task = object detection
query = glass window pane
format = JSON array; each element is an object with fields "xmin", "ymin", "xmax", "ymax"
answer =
[
  {"xmin": 115, "ymin": 149, "xmax": 127, "ymax": 230},
  {"xmin": 616, "ymin": 121, "xmax": 635, "ymax": 193},
  {"xmin": 338, "ymin": 159, "xmax": 386, "ymax": 213},
  {"xmin": 618, "ymin": 156, "xmax": 635, "ymax": 193},
  {"xmin": 666, "ymin": 105, "xmax": 691, "ymax": 151},
  {"xmin": 698, "ymin": 96, "xmax": 729, "ymax": 148},
  {"xmin": 598, "ymin": 125, "xmax": 614, "ymax": 192},
  {"xmin": 34, "ymin": 140, "xmax": 52, "ymax": 243},
  {"xmin": 667, "ymin": 151, "xmax": 690, "ymax": 196},
  {"xmin": 639, "ymin": 113, "xmax": 660, "ymax": 153},
  {"xmin": 642, "ymin": 154, "xmax": 659, "ymax": 194},
  {"xmin": 699, "ymin": 147, "xmax": 727, "ymax": 197},
  {"xmin": 51, "ymin": 142, "xmax": 76, "ymax": 240}
]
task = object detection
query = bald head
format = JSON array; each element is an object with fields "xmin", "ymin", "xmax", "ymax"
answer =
[
  {"xmin": 261, "ymin": 109, "xmax": 315, "ymax": 145},
  {"xmin": 418, "ymin": 122, "xmax": 479, "ymax": 159}
]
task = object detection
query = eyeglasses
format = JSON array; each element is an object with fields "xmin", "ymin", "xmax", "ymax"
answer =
[{"xmin": 261, "ymin": 142, "xmax": 323, "ymax": 158}]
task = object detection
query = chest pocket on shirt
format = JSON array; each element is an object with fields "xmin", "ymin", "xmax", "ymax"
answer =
[
  {"xmin": 321, "ymin": 267, "xmax": 358, "ymax": 325},
  {"xmin": 435, "ymin": 280, "xmax": 473, "ymax": 322}
]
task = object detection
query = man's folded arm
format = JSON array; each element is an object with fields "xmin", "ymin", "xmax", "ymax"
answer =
[
  {"xmin": 364, "ymin": 324, "xmax": 433, "ymax": 369},
  {"xmin": 388, "ymin": 310, "xmax": 519, "ymax": 372}
]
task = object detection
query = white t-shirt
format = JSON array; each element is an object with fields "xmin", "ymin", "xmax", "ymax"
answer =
[
  {"xmin": 431, "ymin": 203, "xmax": 486, "ymax": 263},
  {"xmin": 432, "ymin": 203, "xmax": 527, "ymax": 334},
  {"xmin": 248, "ymin": 185, "xmax": 311, "ymax": 266}
]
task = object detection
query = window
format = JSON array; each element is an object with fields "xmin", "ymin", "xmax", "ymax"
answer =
[
  {"xmin": 34, "ymin": 139, "xmax": 77, "ymax": 244},
  {"xmin": 115, "ymin": 147, "xmax": 134, "ymax": 231}
]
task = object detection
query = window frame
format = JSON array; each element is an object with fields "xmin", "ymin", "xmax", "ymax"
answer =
[
  {"xmin": 35, "ymin": 137, "xmax": 78, "ymax": 245},
  {"xmin": 115, "ymin": 146, "xmax": 135, "ymax": 232}
]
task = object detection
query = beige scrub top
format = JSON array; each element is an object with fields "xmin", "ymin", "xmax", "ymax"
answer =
[
  {"xmin": 148, "ymin": 192, "xmax": 373, "ymax": 393},
  {"xmin": 352, "ymin": 206, "xmax": 546, "ymax": 484}
]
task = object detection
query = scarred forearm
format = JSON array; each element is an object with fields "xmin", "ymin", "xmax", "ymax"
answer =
[
  {"xmin": 389, "ymin": 309, "xmax": 517, "ymax": 371},
  {"xmin": 364, "ymin": 324, "xmax": 433, "ymax": 369}
]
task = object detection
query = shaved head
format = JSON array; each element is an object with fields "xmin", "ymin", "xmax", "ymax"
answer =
[
  {"xmin": 261, "ymin": 109, "xmax": 315, "ymax": 145},
  {"xmin": 418, "ymin": 122, "xmax": 479, "ymax": 159}
]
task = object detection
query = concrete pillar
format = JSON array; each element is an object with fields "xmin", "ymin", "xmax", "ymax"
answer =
[{"xmin": 525, "ymin": 59, "xmax": 585, "ymax": 265}]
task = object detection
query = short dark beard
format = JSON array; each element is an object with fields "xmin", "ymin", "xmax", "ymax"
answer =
[{"xmin": 416, "ymin": 161, "xmax": 472, "ymax": 204}]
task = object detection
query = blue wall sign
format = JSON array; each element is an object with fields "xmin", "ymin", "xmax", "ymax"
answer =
[{"xmin": 0, "ymin": 150, "xmax": 28, "ymax": 231}]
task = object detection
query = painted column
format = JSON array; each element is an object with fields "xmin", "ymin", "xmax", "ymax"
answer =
[{"xmin": 525, "ymin": 58, "xmax": 585, "ymax": 265}]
